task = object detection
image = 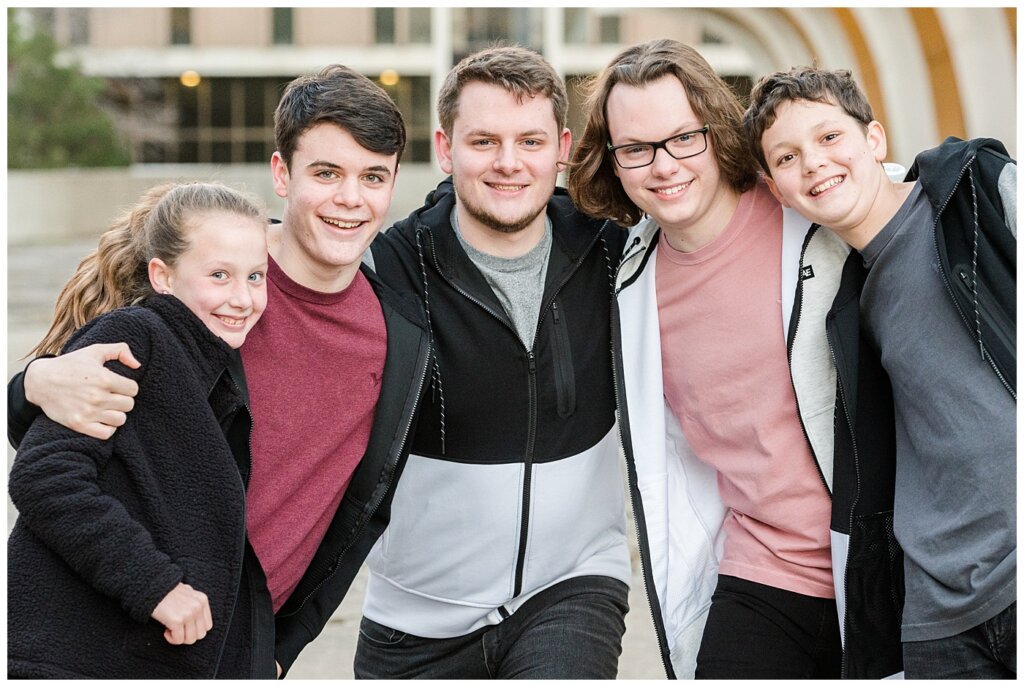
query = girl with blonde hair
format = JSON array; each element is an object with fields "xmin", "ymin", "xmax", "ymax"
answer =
[{"xmin": 8, "ymin": 182, "xmax": 275, "ymax": 678}]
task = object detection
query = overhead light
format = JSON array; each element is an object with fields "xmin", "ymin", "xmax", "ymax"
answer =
[
  {"xmin": 379, "ymin": 69, "xmax": 400, "ymax": 87},
  {"xmin": 180, "ymin": 70, "xmax": 201, "ymax": 88}
]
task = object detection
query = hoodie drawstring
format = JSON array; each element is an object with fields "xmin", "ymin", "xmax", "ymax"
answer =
[
  {"xmin": 415, "ymin": 227, "xmax": 447, "ymax": 456},
  {"xmin": 967, "ymin": 165, "xmax": 984, "ymax": 360}
]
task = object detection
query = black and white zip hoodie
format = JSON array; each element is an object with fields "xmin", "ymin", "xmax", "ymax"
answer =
[
  {"xmin": 614, "ymin": 203, "xmax": 856, "ymax": 678},
  {"xmin": 364, "ymin": 178, "xmax": 632, "ymax": 637}
]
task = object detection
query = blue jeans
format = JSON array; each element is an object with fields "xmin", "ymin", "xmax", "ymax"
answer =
[
  {"xmin": 353, "ymin": 575, "xmax": 629, "ymax": 679},
  {"xmin": 903, "ymin": 601, "xmax": 1016, "ymax": 679}
]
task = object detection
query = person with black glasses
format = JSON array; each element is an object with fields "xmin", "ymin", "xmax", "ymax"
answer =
[{"xmin": 568, "ymin": 39, "xmax": 887, "ymax": 678}]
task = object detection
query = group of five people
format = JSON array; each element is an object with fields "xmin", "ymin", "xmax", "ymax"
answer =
[{"xmin": 7, "ymin": 39, "xmax": 1016, "ymax": 680}]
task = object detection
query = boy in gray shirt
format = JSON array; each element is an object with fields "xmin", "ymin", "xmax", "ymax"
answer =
[{"xmin": 746, "ymin": 66, "xmax": 1016, "ymax": 679}]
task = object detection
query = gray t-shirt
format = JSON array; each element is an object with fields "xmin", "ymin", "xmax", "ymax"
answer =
[
  {"xmin": 859, "ymin": 181, "xmax": 1016, "ymax": 642},
  {"xmin": 452, "ymin": 208, "xmax": 552, "ymax": 348}
]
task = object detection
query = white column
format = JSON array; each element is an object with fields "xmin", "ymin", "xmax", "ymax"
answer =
[
  {"xmin": 542, "ymin": 6, "xmax": 565, "ymax": 78},
  {"xmin": 430, "ymin": 7, "xmax": 453, "ymax": 167}
]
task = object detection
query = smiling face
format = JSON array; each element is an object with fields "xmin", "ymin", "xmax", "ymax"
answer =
[
  {"xmin": 760, "ymin": 99, "xmax": 889, "ymax": 237},
  {"xmin": 150, "ymin": 210, "xmax": 269, "ymax": 349},
  {"xmin": 605, "ymin": 74, "xmax": 739, "ymax": 251},
  {"xmin": 271, "ymin": 122, "xmax": 398, "ymax": 291},
  {"xmin": 436, "ymin": 81, "xmax": 570, "ymax": 253}
]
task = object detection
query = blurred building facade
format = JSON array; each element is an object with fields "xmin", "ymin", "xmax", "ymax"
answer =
[{"xmin": 17, "ymin": 6, "xmax": 1018, "ymax": 168}]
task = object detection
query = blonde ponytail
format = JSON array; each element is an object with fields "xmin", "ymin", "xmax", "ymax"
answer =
[
  {"xmin": 30, "ymin": 183, "xmax": 176, "ymax": 356},
  {"xmin": 30, "ymin": 181, "xmax": 264, "ymax": 356}
]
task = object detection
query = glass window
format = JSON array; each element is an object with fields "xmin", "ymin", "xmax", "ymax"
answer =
[
  {"xmin": 376, "ymin": 8, "xmax": 396, "ymax": 44},
  {"xmin": 564, "ymin": 8, "xmax": 587, "ymax": 44},
  {"xmin": 210, "ymin": 81, "xmax": 232, "ymax": 128},
  {"xmin": 170, "ymin": 7, "xmax": 191, "ymax": 45},
  {"xmin": 212, "ymin": 141, "xmax": 232, "ymax": 164},
  {"xmin": 178, "ymin": 81, "xmax": 199, "ymax": 128},
  {"xmin": 178, "ymin": 140, "xmax": 199, "ymax": 163},
  {"xmin": 273, "ymin": 8, "xmax": 293, "ymax": 45},
  {"xmin": 598, "ymin": 15, "xmax": 620, "ymax": 44},
  {"xmin": 409, "ymin": 8, "xmax": 431, "ymax": 43},
  {"xmin": 245, "ymin": 141, "xmax": 269, "ymax": 163},
  {"xmin": 243, "ymin": 78, "xmax": 266, "ymax": 127}
]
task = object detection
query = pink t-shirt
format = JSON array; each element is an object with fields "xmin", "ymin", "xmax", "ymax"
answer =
[
  {"xmin": 242, "ymin": 257, "xmax": 386, "ymax": 611},
  {"xmin": 655, "ymin": 182, "xmax": 834, "ymax": 598}
]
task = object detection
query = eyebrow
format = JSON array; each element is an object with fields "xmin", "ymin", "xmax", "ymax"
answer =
[
  {"xmin": 464, "ymin": 128, "xmax": 549, "ymax": 138},
  {"xmin": 765, "ymin": 120, "xmax": 839, "ymax": 157},
  {"xmin": 615, "ymin": 122, "xmax": 702, "ymax": 144},
  {"xmin": 306, "ymin": 161, "xmax": 393, "ymax": 176}
]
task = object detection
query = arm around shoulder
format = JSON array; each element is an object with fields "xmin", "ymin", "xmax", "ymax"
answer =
[{"xmin": 18, "ymin": 334, "xmax": 143, "ymax": 442}]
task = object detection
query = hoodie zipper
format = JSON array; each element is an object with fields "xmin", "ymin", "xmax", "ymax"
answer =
[
  {"xmin": 211, "ymin": 369, "xmax": 252, "ymax": 677},
  {"xmin": 612, "ymin": 233, "xmax": 673, "ymax": 678},
  {"xmin": 424, "ymin": 226, "xmax": 600, "ymax": 602}
]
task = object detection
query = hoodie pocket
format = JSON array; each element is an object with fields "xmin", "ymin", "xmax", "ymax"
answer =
[{"xmin": 550, "ymin": 298, "xmax": 576, "ymax": 418}]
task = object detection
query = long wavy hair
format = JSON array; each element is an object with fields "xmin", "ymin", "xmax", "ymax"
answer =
[{"xmin": 568, "ymin": 39, "xmax": 758, "ymax": 227}]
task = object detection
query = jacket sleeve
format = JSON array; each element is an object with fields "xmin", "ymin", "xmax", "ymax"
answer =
[
  {"xmin": 274, "ymin": 588, "xmax": 341, "ymax": 676},
  {"xmin": 7, "ymin": 358, "xmax": 48, "ymax": 449},
  {"xmin": 8, "ymin": 313, "xmax": 184, "ymax": 624}
]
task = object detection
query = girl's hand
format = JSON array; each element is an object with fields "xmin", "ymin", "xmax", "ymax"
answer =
[{"xmin": 151, "ymin": 582, "xmax": 213, "ymax": 645}]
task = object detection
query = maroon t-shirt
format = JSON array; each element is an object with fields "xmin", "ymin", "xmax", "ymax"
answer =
[{"xmin": 241, "ymin": 257, "xmax": 386, "ymax": 611}]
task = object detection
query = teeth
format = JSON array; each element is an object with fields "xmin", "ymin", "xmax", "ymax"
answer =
[
  {"xmin": 322, "ymin": 217, "xmax": 363, "ymax": 229},
  {"xmin": 656, "ymin": 182, "xmax": 689, "ymax": 196},
  {"xmin": 490, "ymin": 184, "xmax": 525, "ymax": 191},
  {"xmin": 810, "ymin": 177, "xmax": 843, "ymax": 196},
  {"xmin": 216, "ymin": 315, "xmax": 245, "ymax": 326}
]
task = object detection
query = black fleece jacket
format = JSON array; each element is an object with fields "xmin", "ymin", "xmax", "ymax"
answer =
[
  {"xmin": 7, "ymin": 265, "xmax": 432, "ymax": 678},
  {"xmin": 7, "ymin": 295, "xmax": 262, "ymax": 679}
]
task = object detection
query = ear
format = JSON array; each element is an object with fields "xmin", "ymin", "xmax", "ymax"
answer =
[
  {"xmin": 557, "ymin": 127, "xmax": 572, "ymax": 166},
  {"xmin": 271, "ymin": 151, "xmax": 290, "ymax": 200},
  {"xmin": 148, "ymin": 258, "xmax": 174, "ymax": 295},
  {"xmin": 435, "ymin": 128, "xmax": 454, "ymax": 175},
  {"xmin": 764, "ymin": 175, "xmax": 792, "ymax": 208},
  {"xmin": 866, "ymin": 120, "xmax": 888, "ymax": 163}
]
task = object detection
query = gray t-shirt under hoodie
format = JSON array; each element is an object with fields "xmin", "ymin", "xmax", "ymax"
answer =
[
  {"xmin": 859, "ymin": 181, "xmax": 1016, "ymax": 642},
  {"xmin": 452, "ymin": 208, "xmax": 552, "ymax": 349}
]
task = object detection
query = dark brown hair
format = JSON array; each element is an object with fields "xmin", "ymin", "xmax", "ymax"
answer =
[
  {"xmin": 568, "ymin": 39, "xmax": 758, "ymax": 227},
  {"xmin": 437, "ymin": 45, "xmax": 568, "ymax": 134},
  {"xmin": 274, "ymin": 64, "xmax": 407, "ymax": 168},
  {"xmin": 744, "ymin": 66, "xmax": 874, "ymax": 173},
  {"xmin": 32, "ymin": 182, "xmax": 264, "ymax": 356}
]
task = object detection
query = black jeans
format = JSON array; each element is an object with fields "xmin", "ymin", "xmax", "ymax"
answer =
[
  {"xmin": 695, "ymin": 574, "xmax": 842, "ymax": 679},
  {"xmin": 903, "ymin": 601, "xmax": 1016, "ymax": 679},
  {"xmin": 353, "ymin": 575, "xmax": 629, "ymax": 679}
]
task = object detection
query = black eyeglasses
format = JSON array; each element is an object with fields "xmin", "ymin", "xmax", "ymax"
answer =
[{"xmin": 606, "ymin": 125, "xmax": 710, "ymax": 169}]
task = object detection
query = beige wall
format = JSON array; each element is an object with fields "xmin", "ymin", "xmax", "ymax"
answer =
[
  {"xmin": 89, "ymin": 8, "xmax": 169, "ymax": 48},
  {"xmin": 192, "ymin": 7, "xmax": 270, "ymax": 47},
  {"xmin": 622, "ymin": 10, "xmax": 701, "ymax": 45},
  {"xmin": 295, "ymin": 8, "xmax": 374, "ymax": 47}
]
